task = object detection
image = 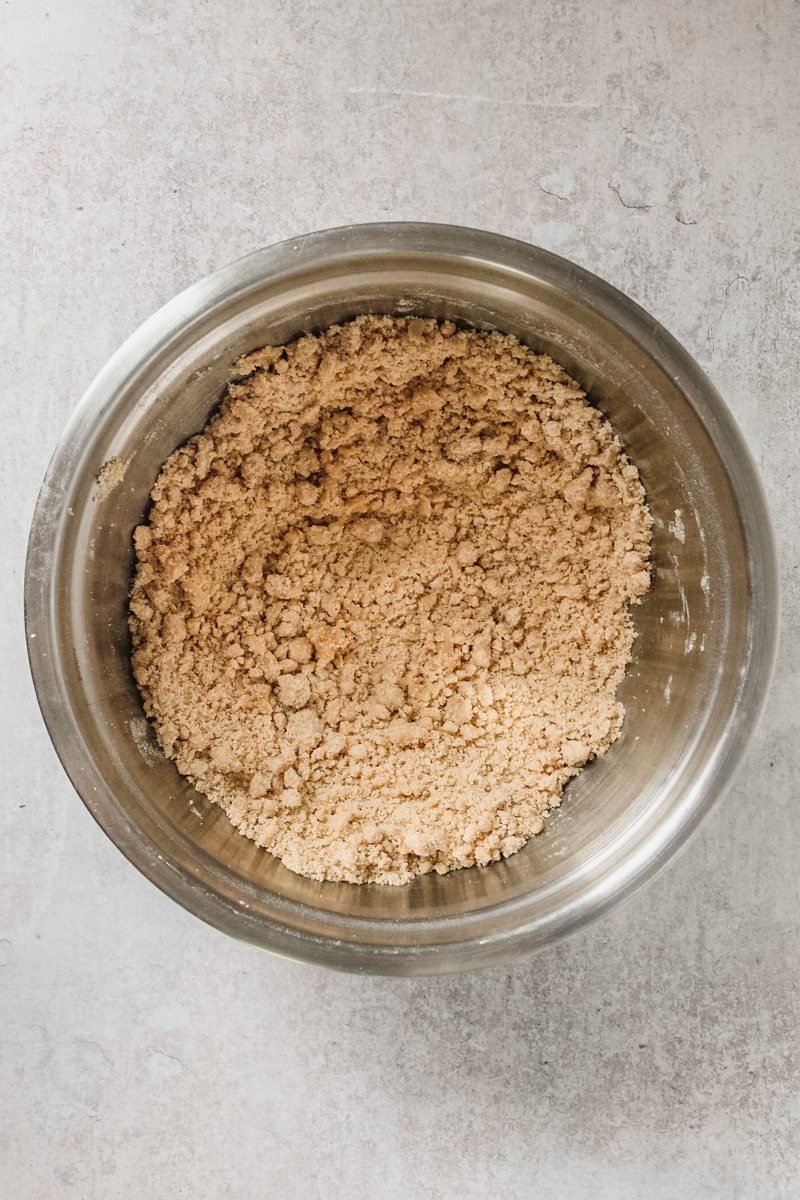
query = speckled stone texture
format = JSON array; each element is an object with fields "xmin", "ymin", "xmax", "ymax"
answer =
[{"xmin": 1, "ymin": 2, "xmax": 798, "ymax": 1197}]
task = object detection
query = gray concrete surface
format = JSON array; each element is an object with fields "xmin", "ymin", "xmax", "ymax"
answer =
[{"xmin": 2, "ymin": 2, "xmax": 798, "ymax": 1196}]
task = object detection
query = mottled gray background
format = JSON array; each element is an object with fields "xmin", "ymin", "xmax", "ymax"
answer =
[{"xmin": 2, "ymin": 1, "xmax": 798, "ymax": 1197}]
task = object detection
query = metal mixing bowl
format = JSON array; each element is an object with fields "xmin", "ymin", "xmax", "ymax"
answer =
[{"xmin": 25, "ymin": 223, "xmax": 778, "ymax": 975}]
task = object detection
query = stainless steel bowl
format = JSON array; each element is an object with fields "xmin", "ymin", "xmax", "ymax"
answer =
[{"xmin": 25, "ymin": 223, "xmax": 778, "ymax": 975}]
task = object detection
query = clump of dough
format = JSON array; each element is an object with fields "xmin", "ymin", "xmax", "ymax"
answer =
[{"xmin": 130, "ymin": 316, "xmax": 651, "ymax": 884}]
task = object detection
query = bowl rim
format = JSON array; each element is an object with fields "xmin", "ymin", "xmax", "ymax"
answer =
[{"xmin": 24, "ymin": 221, "xmax": 780, "ymax": 974}]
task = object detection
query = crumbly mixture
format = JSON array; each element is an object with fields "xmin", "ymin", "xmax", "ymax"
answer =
[
  {"xmin": 96, "ymin": 455, "xmax": 126, "ymax": 498},
  {"xmin": 130, "ymin": 316, "xmax": 651, "ymax": 884}
]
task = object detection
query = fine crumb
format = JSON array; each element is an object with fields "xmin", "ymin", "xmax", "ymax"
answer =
[
  {"xmin": 96, "ymin": 456, "xmax": 126, "ymax": 497},
  {"xmin": 668, "ymin": 507, "xmax": 686, "ymax": 543},
  {"xmin": 130, "ymin": 316, "xmax": 652, "ymax": 884}
]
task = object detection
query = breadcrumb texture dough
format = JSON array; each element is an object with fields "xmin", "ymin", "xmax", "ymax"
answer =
[{"xmin": 130, "ymin": 316, "xmax": 652, "ymax": 884}]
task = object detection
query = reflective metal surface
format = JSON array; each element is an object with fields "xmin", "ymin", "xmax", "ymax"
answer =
[{"xmin": 25, "ymin": 224, "xmax": 779, "ymax": 974}]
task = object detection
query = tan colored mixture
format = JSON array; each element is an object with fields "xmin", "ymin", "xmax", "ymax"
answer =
[{"xmin": 130, "ymin": 316, "xmax": 651, "ymax": 884}]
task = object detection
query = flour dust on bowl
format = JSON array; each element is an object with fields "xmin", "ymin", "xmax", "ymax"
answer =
[{"xmin": 25, "ymin": 224, "xmax": 778, "ymax": 975}]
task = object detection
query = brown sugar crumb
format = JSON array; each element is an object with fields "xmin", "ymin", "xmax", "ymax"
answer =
[
  {"xmin": 96, "ymin": 455, "xmax": 126, "ymax": 498},
  {"xmin": 129, "ymin": 316, "xmax": 652, "ymax": 884}
]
